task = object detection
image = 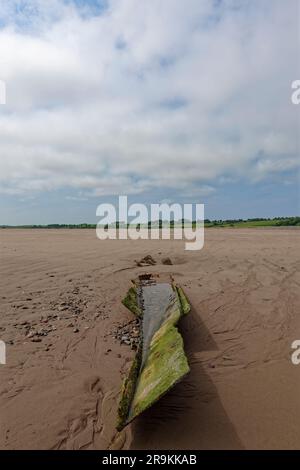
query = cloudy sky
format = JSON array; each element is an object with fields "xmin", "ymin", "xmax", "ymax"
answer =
[{"xmin": 0, "ymin": 0, "xmax": 299, "ymax": 224}]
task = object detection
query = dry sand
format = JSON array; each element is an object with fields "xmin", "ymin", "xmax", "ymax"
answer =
[{"xmin": 0, "ymin": 228, "xmax": 299, "ymax": 450}]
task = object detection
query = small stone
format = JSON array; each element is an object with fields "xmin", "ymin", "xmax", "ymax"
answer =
[
  {"xmin": 136, "ymin": 255, "xmax": 156, "ymax": 266},
  {"xmin": 27, "ymin": 330, "xmax": 36, "ymax": 338},
  {"xmin": 73, "ymin": 328, "xmax": 79, "ymax": 333},
  {"xmin": 58, "ymin": 305, "xmax": 68, "ymax": 312},
  {"xmin": 162, "ymin": 257, "xmax": 173, "ymax": 265}
]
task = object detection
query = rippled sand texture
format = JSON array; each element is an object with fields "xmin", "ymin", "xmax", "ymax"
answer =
[{"xmin": 0, "ymin": 228, "xmax": 299, "ymax": 449}]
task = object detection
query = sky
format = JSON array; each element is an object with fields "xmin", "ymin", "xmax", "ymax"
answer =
[{"xmin": 0, "ymin": 0, "xmax": 299, "ymax": 224}]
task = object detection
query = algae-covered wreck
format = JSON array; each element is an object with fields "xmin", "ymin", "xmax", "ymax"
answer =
[{"xmin": 117, "ymin": 274, "xmax": 190, "ymax": 430}]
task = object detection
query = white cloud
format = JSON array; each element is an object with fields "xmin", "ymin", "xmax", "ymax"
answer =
[{"xmin": 0, "ymin": 0, "xmax": 298, "ymax": 198}]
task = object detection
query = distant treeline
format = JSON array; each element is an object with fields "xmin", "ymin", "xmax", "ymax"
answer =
[
  {"xmin": 203, "ymin": 216, "xmax": 300, "ymax": 227},
  {"xmin": 1, "ymin": 216, "xmax": 299, "ymax": 229}
]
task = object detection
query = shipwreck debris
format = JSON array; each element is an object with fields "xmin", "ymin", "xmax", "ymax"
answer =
[
  {"xmin": 117, "ymin": 274, "xmax": 190, "ymax": 431},
  {"xmin": 135, "ymin": 255, "xmax": 157, "ymax": 267}
]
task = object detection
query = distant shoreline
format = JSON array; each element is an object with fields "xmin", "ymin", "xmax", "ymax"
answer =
[{"xmin": 1, "ymin": 216, "xmax": 299, "ymax": 229}]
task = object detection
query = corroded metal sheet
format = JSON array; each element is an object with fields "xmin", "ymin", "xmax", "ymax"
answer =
[{"xmin": 117, "ymin": 274, "xmax": 190, "ymax": 430}]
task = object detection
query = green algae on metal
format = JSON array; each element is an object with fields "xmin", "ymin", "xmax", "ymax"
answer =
[
  {"xmin": 175, "ymin": 285, "xmax": 191, "ymax": 316},
  {"xmin": 121, "ymin": 285, "xmax": 142, "ymax": 317},
  {"xmin": 116, "ymin": 345, "xmax": 142, "ymax": 432},
  {"xmin": 117, "ymin": 275, "xmax": 190, "ymax": 430}
]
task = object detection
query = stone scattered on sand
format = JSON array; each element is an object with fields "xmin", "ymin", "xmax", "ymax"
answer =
[
  {"xmin": 50, "ymin": 294, "xmax": 83, "ymax": 316},
  {"xmin": 7, "ymin": 280, "xmax": 107, "ymax": 361},
  {"xmin": 161, "ymin": 257, "xmax": 173, "ymax": 265},
  {"xmin": 94, "ymin": 310, "xmax": 109, "ymax": 321},
  {"xmin": 135, "ymin": 255, "xmax": 156, "ymax": 267},
  {"xmin": 25, "ymin": 324, "xmax": 56, "ymax": 340},
  {"xmin": 26, "ymin": 330, "xmax": 36, "ymax": 338},
  {"xmin": 131, "ymin": 328, "xmax": 139, "ymax": 338},
  {"xmin": 58, "ymin": 305, "xmax": 68, "ymax": 312},
  {"xmin": 111, "ymin": 318, "xmax": 141, "ymax": 350}
]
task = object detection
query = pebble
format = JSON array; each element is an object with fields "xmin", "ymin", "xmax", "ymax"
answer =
[
  {"xmin": 27, "ymin": 330, "xmax": 36, "ymax": 338},
  {"xmin": 58, "ymin": 305, "xmax": 68, "ymax": 312}
]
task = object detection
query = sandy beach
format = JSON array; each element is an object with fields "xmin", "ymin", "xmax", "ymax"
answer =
[{"xmin": 0, "ymin": 228, "xmax": 299, "ymax": 450}]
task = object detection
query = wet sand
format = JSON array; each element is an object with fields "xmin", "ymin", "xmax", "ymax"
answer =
[{"xmin": 0, "ymin": 228, "xmax": 299, "ymax": 450}]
